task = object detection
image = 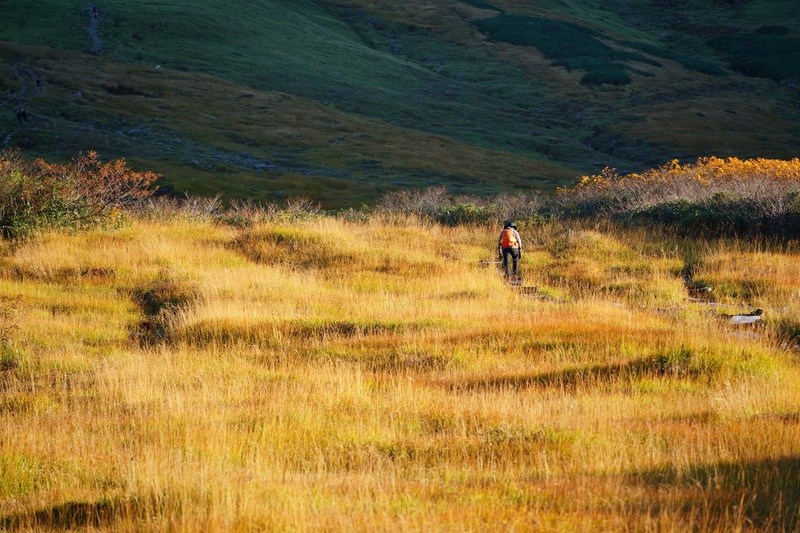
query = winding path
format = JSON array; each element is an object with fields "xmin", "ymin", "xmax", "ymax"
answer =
[{"xmin": 88, "ymin": 3, "xmax": 103, "ymax": 53}]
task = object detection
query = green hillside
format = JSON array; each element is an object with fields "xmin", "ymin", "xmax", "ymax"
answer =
[{"xmin": 1, "ymin": 0, "xmax": 799, "ymax": 207}]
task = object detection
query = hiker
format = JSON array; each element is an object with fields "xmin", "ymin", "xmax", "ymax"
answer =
[
  {"xmin": 17, "ymin": 107, "xmax": 27, "ymax": 124},
  {"xmin": 498, "ymin": 221, "xmax": 522, "ymax": 278}
]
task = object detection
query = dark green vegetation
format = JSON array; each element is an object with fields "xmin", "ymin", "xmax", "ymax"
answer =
[
  {"xmin": 710, "ymin": 26, "xmax": 800, "ymax": 82},
  {"xmin": 475, "ymin": 13, "xmax": 727, "ymax": 84},
  {"xmin": 1, "ymin": 0, "xmax": 799, "ymax": 207},
  {"xmin": 476, "ymin": 14, "xmax": 662, "ymax": 86}
]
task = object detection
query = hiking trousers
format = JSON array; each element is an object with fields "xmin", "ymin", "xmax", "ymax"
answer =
[{"xmin": 501, "ymin": 247, "xmax": 520, "ymax": 277}]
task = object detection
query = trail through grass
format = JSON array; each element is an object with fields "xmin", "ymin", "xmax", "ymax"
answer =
[{"xmin": 1, "ymin": 214, "xmax": 798, "ymax": 530}]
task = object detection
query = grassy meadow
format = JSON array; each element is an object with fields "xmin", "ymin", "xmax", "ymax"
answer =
[
  {"xmin": 2, "ymin": 0, "xmax": 800, "ymax": 528},
  {"xmin": 1, "ymin": 209, "xmax": 799, "ymax": 530}
]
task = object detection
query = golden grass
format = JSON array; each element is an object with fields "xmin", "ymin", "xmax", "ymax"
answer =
[{"xmin": 1, "ymin": 215, "xmax": 799, "ymax": 531}]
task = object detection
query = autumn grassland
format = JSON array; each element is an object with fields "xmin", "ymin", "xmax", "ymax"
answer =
[
  {"xmin": 1, "ymin": 186, "xmax": 800, "ymax": 530},
  {"xmin": 2, "ymin": 0, "xmax": 800, "ymax": 524}
]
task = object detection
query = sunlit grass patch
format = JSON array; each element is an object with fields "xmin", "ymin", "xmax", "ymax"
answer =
[
  {"xmin": 520, "ymin": 226, "xmax": 688, "ymax": 305},
  {"xmin": 0, "ymin": 453, "xmax": 56, "ymax": 500},
  {"xmin": 695, "ymin": 248, "xmax": 800, "ymax": 307},
  {"xmin": 232, "ymin": 224, "xmax": 355, "ymax": 270},
  {"xmin": 171, "ymin": 315, "xmax": 448, "ymax": 349},
  {"xmin": 315, "ymin": 347, "xmax": 457, "ymax": 373},
  {"xmin": 6, "ymin": 221, "xmax": 238, "ymax": 284},
  {"xmin": 230, "ymin": 217, "xmax": 455, "ymax": 281},
  {"xmin": 0, "ymin": 387, "xmax": 53, "ymax": 416},
  {"xmin": 0, "ymin": 284, "xmax": 134, "ymax": 353},
  {"xmin": 432, "ymin": 320, "xmax": 784, "ymax": 395}
]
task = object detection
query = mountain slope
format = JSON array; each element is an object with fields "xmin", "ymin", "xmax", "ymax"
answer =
[{"xmin": 1, "ymin": 0, "xmax": 799, "ymax": 207}]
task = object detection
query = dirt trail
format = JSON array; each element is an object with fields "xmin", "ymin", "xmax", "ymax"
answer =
[{"xmin": 88, "ymin": 3, "xmax": 103, "ymax": 52}]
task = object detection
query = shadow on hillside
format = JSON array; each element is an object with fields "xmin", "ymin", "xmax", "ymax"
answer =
[
  {"xmin": 629, "ymin": 456, "xmax": 800, "ymax": 531},
  {"xmin": 0, "ymin": 498, "xmax": 121, "ymax": 530},
  {"xmin": 440, "ymin": 352, "xmax": 712, "ymax": 392}
]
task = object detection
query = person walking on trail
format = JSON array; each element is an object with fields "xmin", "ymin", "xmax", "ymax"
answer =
[{"xmin": 498, "ymin": 221, "xmax": 522, "ymax": 279}]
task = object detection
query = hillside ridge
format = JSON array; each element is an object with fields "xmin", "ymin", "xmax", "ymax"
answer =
[{"xmin": 1, "ymin": 0, "xmax": 799, "ymax": 206}]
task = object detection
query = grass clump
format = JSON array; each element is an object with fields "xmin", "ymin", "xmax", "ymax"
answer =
[{"xmin": 0, "ymin": 295, "xmax": 24, "ymax": 372}]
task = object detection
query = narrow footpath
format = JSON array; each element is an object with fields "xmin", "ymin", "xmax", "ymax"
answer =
[{"xmin": 89, "ymin": 3, "xmax": 103, "ymax": 53}]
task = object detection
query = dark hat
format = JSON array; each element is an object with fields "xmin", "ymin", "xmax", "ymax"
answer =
[{"xmin": 504, "ymin": 220, "xmax": 517, "ymax": 229}]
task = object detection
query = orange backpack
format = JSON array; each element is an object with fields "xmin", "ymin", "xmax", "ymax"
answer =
[{"xmin": 500, "ymin": 228, "xmax": 519, "ymax": 248}]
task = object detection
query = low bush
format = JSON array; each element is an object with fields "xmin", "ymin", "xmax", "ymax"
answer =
[
  {"xmin": 0, "ymin": 150, "xmax": 159, "ymax": 239},
  {"xmin": 375, "ymin": 187, "xmax": 546, "ymax": 226},
  {"xmin": 557, "ymin": 157, "xmax": 800, "ymax": 237},
  {"xmin": 437, "ymin": 203, "xmax": 493, "ymax": 226}
]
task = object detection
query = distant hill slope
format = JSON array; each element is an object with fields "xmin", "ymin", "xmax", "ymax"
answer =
[{"xmin": 1, "ymin": 0, "xmax": 799, "ymax": 207}]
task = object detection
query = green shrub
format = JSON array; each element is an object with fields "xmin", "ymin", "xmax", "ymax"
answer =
[
  {"xmin": 474, "ymin": 15, "xmax": 661, "ymax": 86},
  {"xmin": 709, "ymin": 29, "xmax": 800, "ymax": 81},
  {"xmin": 376, "ymin": 187, "xmax": 547, "ymax": 227},
  {"xmin": 0, "ymin": 150, "xmax": 159, "ymax": 239},
  {"xmin": 436, "ymin": 203, "xmax": 493, "ymax": 226}
]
